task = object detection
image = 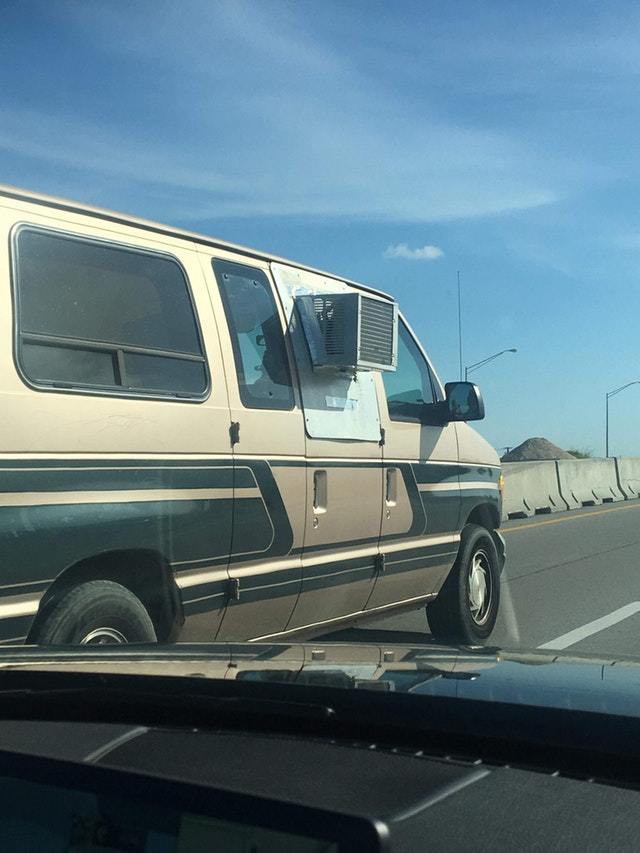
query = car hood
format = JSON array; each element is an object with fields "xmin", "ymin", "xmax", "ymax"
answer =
[{"xmin": 0, "ymin": 641, "xmax": 639, "ymax": 717}]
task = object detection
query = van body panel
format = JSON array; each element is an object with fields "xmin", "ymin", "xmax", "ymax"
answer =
[
  {"xmin": 201, "ymin": 256, "xmax": 306, "ymax": 640},
  {"xmin": 365, "ymin": 345, "xmax": 461, "ymax": 611},
  {"xmin": 0, "ymin": 207, "xmax": 230, "ymax": 454},
  {"xmin": 454, "ymin": 424, "xmax": 502, "ymax": 528},
  {"xmin": 455, "ymin": 422, "xmax": 501, "ymax": 468},
  {"xmin": 287, "ymin": 448, "xmax": 383, "ymax": 630},
  {"xmin": 0, "ymin": 187, "xmax": 502, "ymax": 645},
  {"xmin": 0, "ymin": 201, "xmax": 235, "ymax": 640}
]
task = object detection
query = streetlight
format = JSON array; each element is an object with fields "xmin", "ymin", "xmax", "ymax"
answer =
[
  {"xmin": 465, "ymin": 348, "xmax": 517, "ymax": 380},
  {"xmin": 605, "ymin": 381, "xmax": 640, "ymax": 457}
]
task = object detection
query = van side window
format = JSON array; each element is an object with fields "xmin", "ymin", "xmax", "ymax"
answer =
[
  {"xmin": 14, "ymin": 228, "xmax": 208, "ymax": 398},
  {"xmin": 213, "ymin": 260, "xmax": 294, "ymax": 411},
  {"xmin": 383, "ymin": 321, "xmax": 436, "ymax": 421}
]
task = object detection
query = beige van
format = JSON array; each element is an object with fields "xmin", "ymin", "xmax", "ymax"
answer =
[{"xmin": 0, "ymin": 185, "xmax": 504, "ymax": 647}]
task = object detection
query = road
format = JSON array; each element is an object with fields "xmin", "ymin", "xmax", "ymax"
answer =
[{"xmin": 318, "ymin": 500, "xmax": 640, "ymax": 656}]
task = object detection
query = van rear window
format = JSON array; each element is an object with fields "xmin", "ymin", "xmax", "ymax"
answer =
[{"xmin": 13, "ymin": 228, "xmax": 208, "ymax": 399}]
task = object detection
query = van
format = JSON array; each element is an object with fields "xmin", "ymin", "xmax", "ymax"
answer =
[{"xmin": 0, "ymin": 185, "xmax": 505, "ymax": 647}]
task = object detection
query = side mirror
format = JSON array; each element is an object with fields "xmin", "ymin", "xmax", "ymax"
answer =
[{"xmin": 444, "ymin": 381, "xmax": 485, "ymax": 422}]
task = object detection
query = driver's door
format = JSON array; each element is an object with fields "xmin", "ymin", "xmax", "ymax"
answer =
[{"xmin": 366, "ymin": 319, "xmax": 460, "ymax": 611}]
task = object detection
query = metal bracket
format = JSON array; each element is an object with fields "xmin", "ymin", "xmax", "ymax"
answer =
[
  {"xmin": 227, "ymin": 578, "xmax": 241, "ymax": 601},
  {"xmin": 375, "ymin": 553, "xmax": 386, "ymax": 574}
]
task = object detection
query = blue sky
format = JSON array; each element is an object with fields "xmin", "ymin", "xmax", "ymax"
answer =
[{"xmin": 2, "ymin": 0, "xmax": 640, "ymax": 455}]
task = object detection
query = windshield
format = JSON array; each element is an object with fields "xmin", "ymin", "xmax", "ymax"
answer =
[{"xmin": 0, "ymin": 3, "xmax": 639, "ymax": 680}]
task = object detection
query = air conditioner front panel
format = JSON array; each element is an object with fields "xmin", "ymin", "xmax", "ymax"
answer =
[
  {"xmin": 296, "ymin": 291, "xmax": 397, "ymax": 371},
  {"xmin": 358, "ymin": 296, "xmax": 397, "ymax": 370}
]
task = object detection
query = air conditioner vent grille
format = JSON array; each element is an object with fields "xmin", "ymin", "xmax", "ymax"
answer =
[{"xmin": 360, "ymin": 297, "xmax": 395, "ymax": 367}]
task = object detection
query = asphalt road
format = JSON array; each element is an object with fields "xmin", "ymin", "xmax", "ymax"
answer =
[{"xmin": 318, "ymin": 500, "xmax": 640, "ymax": 657}]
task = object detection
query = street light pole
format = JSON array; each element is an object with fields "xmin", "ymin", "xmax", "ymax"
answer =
[
  {"xmin": 465, "ymin": 348, "xmax": 518, "ymax": 381},
  {"xmin": 605, "ymin": 381, "xmax": 640, "ymax": 457},
  {"xmin": 457, "ymin": 271, "xmax": 463, "ymax": 381}
]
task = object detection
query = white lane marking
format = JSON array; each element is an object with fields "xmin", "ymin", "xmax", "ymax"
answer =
[{"xmin": 537, "ymin": 602, "xmax": 640, "ymax": 650}]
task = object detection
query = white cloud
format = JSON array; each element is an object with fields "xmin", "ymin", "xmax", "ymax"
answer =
[{"xmin": 384, "ymin": 243, "xmax": 444, "ymax": 261}]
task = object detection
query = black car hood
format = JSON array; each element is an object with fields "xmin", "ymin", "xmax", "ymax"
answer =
[{"xmin": 0, "ymin": 641, "xmax": 638, "ymax": 718}]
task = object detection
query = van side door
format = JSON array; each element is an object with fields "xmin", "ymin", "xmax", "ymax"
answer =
[
  {"xmin": 366, "ymin": 318, "xmax": 461, "ymax": 611},
  {"xmin": 202, "ymin": 255, "xmax": 306, "ymax": 641},
  {"xmin": 268, "ymin": 265, "xmax": 384, "ymax": 632},
  {"xmin": 288, "ymin": 428, "xmax": 383, "ymax": 629}
]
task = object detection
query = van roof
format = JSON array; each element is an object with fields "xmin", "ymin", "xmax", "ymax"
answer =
[{"xmin": 0, "ymin": 183, "xmax": 392, "ymax": 302}]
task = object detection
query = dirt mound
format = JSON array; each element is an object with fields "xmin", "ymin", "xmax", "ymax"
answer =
[{"xmin": 501, "ymin": 437, "xmax": 575, "ymax": 462}]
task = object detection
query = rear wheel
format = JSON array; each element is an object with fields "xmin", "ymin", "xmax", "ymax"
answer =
[
  {"xmin": 34, "ymin": 580, "xmax": 157, "ymax": 646},
  {"xmin": 426, "ymin": 524, "xmax": 500, "ymax": 644}
]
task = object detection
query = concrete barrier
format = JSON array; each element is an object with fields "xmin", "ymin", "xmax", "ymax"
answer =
[
  {"xmin": 615, "ymin": 457, "xmax": 640, "ymax": 500},
  {"xmin": 556, "ymin": 458, "xmax": 626, "ymax": 508},
  {"xmin": 502, "ymin": 461, "xmax": 569, "ymax": 520}
]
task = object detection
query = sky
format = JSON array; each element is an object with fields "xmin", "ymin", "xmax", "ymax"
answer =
[{"xmin": 2, "ymin": 0, "xmax": 640, "ymax": 456}]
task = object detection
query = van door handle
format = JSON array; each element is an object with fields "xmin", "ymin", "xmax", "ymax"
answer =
[
  {"xmin": 313, "ymin": 470, "xmax": 328, "ymax": 513},
  {"xmin": 386, "ymin": 468, "xmax": 397, "ymax": 505}
]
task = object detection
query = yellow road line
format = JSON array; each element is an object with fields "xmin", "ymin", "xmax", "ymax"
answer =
[{"xmin": 502, "ymin": 501, "xmax": 640, "ymax": 534}]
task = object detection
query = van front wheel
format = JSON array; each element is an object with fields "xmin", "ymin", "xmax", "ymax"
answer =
[
  {"xmin": 34, "ymin": 580, "xmax": 157, "ymax": 646},
  {"xmin": 426, "ymin": 524, "xmax": 500, "ymax": 644}
]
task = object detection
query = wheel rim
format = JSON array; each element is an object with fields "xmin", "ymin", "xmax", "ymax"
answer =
[
  {"xmin": 468, "ymin": 548, "xmax": 493, "ymax": 626},
  {"xmin": 80, "ymin": 627, "xmax": 128, "ymax": 645}
]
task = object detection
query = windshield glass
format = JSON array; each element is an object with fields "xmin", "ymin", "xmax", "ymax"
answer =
[{"xmin": 0, "ymin": 2, "xmax": 638, "ymax": 679}]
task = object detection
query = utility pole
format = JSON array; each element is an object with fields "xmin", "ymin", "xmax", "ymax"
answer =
[{"xmin": 457, "ymin": 270, "xmax": 463, "ymax": 381}]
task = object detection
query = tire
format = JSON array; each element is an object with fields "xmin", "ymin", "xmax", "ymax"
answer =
[
  {"xmin": 34, "ymin": 580, "xmax": 157, "ymax": 646},
  {"xmin": 426, "ymin": 524, "xmax": 500, "ymax": 644}
]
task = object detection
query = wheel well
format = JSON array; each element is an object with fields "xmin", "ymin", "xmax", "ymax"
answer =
[
  {"xmin": 28, "ymin": 550, "xmax": 183, "ymax": 643},
  {"xmin": 464, "ymin": 502, "xmax": 500, "ymax": 532}
]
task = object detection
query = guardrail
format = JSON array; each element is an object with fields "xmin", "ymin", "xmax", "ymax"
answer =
[{"xmin": 501, "ymin": 457, "xmax": 639, "ymax": 521}]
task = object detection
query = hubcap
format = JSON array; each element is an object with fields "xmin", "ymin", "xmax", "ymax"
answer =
[
  {"xmin": 468, "ymin": 548, "xmax": 492, "ymax": 626},
  {"xmin": 80, "ymin": 627, "xmax": 128, "ymax": 645}
]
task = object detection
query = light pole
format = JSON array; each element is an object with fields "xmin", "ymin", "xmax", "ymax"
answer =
[
  {"xmin": 605, "ymin": 381, "xmax": 640, "ymax": 457},
  {"xmin": 465, "ymin": 348, "xmax": 517, "ymax": 381},
  {"xmin": 457, "ymin": 271, "xmax": 463, "ymax": 381}
]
